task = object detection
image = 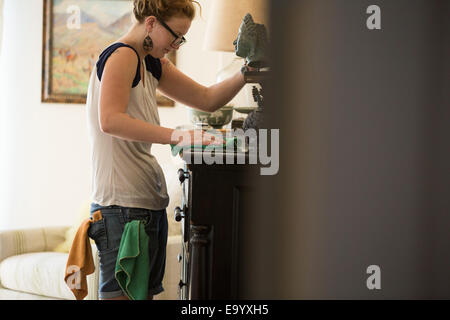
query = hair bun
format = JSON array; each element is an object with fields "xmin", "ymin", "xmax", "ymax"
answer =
[{"xmin": 133, "ymin": 0, "xmax": 201, "ymax": 23}]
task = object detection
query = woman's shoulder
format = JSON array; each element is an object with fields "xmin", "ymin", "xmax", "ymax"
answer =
[
  {"xmin": 100, "ymin": 42, "xmax": 140, "ymax": 63},
  {"xmin": 96, "ymin": 43, "xmax": 141, "ymax": 86},
  {"xmin": 98, "ymin": 43, "xmax": 139, "ymax": 73}
]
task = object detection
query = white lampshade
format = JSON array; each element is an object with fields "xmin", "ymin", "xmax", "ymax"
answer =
[{"xmin": 203, "ymin": 0, "xmax": 269, "ymax": 52}]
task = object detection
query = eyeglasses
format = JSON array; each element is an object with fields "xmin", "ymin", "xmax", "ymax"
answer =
[{"xmin": 157, "ymin": 18, "xmax": 187, "ymax": 48}]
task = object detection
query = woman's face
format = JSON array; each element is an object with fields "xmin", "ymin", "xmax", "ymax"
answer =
[{"xmin": 146, "ymin": 15, "xmax": 192, "ymax": 58}]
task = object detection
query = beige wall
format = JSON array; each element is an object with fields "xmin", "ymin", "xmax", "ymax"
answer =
[{"xmin": 0, "ymin": 0, "xmax": 238, "ymax": 230}]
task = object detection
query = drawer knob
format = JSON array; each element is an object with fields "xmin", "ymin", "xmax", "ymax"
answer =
[
  {"xmin": 174, "ymin": 206, "xmax": 185, "ymax": 222},
  {"xmin": 178, "ymin": 168, "xmax": 190, "ymax": 183},
  {"xmin": 178, "ymin": 280, "xmax": 186, "ymax": 288}
]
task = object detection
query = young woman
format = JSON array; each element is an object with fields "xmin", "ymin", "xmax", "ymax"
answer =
[{"xmin": 86, "ymin": 0, "xmax": 252, "ymax": 300}]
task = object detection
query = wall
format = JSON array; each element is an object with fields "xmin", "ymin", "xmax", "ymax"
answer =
[
  {"xmin": 0, "ymin": 0, "xmax": 3, "ymax": 55},
  {"xmin": 0, "ymin": 0, "xmax": 235, "ymax": 230}
]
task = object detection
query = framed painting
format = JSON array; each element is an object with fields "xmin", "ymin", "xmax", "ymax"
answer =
[{"xmin": 42, "ymin": 0, "xmax": 176, "ymax": 106}]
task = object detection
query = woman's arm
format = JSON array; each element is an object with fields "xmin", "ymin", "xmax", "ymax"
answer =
[
  {"xmin": 99, "ymin": 48, "xmax": 176, "ymax": 145},
  {"xmin": 157, "ymin": 58, "xmax": 246, "ymax": 113},
  {"xmin": 98, "ymin": 50, "xmax": 222, "ymax": 146}
]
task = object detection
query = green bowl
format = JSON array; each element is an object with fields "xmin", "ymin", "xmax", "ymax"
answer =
[
  {"xmin": 234, "ymin": 106, "xmax": 257, "ymax": 114},
  {"xmin": 187, "ymin": 106, "xmax": 234, "ymax": 129}
]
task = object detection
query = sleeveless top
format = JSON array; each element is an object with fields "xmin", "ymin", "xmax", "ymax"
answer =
[{"xmin": 86, "ymin": 43, "xmax": 169, "ymax": 210}]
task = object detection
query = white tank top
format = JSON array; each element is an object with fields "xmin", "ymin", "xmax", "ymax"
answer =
[{"xmin": 86, "ymin": 43, "xmax": 169, "ymax": 210}]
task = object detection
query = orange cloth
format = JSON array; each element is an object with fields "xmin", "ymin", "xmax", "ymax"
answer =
[{"xmin": 64, "ymin": 210, "xmax": 102, "ymax": 300}]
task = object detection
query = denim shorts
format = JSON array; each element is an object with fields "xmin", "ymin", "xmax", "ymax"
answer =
[{"xmin": 88, "ymin": 203, "xmax": 168, "ymax": 299}]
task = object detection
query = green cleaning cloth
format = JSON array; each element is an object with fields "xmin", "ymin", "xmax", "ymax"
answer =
[
  {"xmin": 170, "ymin": 137, "xmax": 237, "ymax": 157},
  {"xmin": 115, "ymin": 220, "xmax": 150, "ymax": 300}
]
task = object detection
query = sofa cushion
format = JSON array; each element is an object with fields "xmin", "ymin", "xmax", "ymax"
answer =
[
  {"xmin": 0, "ymin": 288, "xmax": 64, "ymax": 300},
  {"xmin": 0, "ymin": 252, "xmax": 74, "ymax": 300},
  {"xmin": 53, "ymin": 201, "xmax": 92, "ymax": 253}
]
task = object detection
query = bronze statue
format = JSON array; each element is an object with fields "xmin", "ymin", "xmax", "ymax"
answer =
[{"xmin": 233, "ymin": 13, "xmax": 270, "ymax": 69}]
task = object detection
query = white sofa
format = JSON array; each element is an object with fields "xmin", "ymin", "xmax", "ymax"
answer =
[
  {"xmin": 0, "ymin": 226, "xmax": 182, "ymax": 300},
  {"xmin": 0, "ymin": 226, "xmax": 96, "ymax": 300}
]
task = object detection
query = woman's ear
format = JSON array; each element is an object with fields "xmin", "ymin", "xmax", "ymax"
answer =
[{"xmin": 145, "ymin": 16, "xmax": 157, "ymax": 32}]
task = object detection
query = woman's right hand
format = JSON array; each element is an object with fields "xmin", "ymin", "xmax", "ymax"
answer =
[{"xmin": 171, "ymin": 129, "xmax": 224, "ymax": 146}]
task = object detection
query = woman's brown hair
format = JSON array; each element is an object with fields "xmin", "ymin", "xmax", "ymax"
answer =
[{"xmin": 133, "ymin": 0, "xmax": 201, "ymax": 23}]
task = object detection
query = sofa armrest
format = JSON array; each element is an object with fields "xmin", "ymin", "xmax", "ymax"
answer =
[
  {"xmin": 84, "ymin": 243, "xmax": 100, "ymax": 300},
  {"xmin": 0, "ymin": 226, "xmax": 70, "ymax": 263}
]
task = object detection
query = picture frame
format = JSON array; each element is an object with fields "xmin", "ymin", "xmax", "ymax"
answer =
[{"xmin": 41, "ymin": 0, "xmax": 176, "ymax": 106}]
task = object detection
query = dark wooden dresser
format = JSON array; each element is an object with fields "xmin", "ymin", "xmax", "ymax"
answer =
[{"xmin": 174, "ymin": 149, "xmax": 260, "ymax": 300}]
